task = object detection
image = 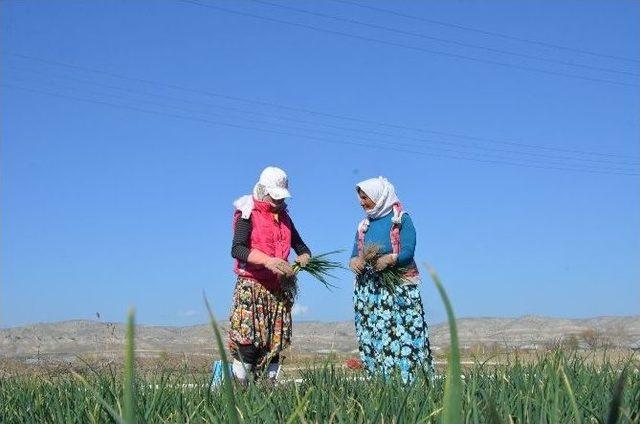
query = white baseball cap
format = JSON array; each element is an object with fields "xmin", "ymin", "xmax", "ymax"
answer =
[{"xmin": 257, "ymin": 166, "xmax": 291, "ymax": 200}]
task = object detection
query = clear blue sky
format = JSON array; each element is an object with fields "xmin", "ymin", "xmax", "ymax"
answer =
[{"xmin": 2, "ymin": 0, "xmax": 639, "ymax": 328}]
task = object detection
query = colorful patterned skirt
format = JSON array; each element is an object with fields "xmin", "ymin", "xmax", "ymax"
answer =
[
  {"xmin": 353, "ymin": 270, "xmax": 434, "ymax": 382},
  {"xmin": 228, "ymin": 277, "xmax": 294, "ymax": 370}
]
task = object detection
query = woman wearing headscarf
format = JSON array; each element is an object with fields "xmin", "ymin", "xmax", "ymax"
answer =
[
  {"xmin": 349, "ymin": 177, "xmax": 433, "ymax": 382},
  {"xmin": 229, "ymin": 166, "xmax": 311, "ymax": 384}
]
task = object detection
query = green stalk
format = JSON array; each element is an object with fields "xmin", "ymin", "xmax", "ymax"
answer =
[
  {"xmin": 203, "ymin": 293, "xmax": 241, "ymax": 424},
  {"xmin": 425, "ymin": 263, "xmax": 463, "ymax": 424},
  {"xmin": 606, "ymin": 370, "xmax": 627, "ymax": 424},
  {"xmin": 285, "ymin": 387, "xmax": 314, "ymax": 424},
  {"xmin": 123, "ymin": 308, "xmax": 136, "ymax": 424},
  {"xmin": 560, "ymin": 364, "xmax": 583, "ymax": 424},
  {"xmin": 70, "ymin": 370, "xmax": 124, "ymax": 424},
  {"xmin": 291, "ymin": 250, "xmax": 344, "ymax": 290}
]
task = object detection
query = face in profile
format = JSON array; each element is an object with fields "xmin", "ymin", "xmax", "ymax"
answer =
[{"xmin": 357, "ymin": 188, "xmax": 376, "ymax": 211}]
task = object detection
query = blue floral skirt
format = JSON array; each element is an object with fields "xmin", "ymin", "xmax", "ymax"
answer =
[{"xmin": 353, "ymin": 272, "xmax": 434, "ymax": 382}]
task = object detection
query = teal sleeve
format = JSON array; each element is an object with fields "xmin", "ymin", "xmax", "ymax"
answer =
[
  {"xmin": 351, "ymin": 231, "xmax": 359, "ymax": 258},
  {"xmin": 397, "ymin": 214, "xmax": 416, "ymax": 266}
]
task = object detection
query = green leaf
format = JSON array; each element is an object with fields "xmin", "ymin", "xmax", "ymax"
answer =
[
  {"xmin": 203, "ymin": 292, "xmax": 242, "ymax": 424},
  {"xmin": 425, "ymin": 263, "xmax": 463, "ymax": 424},
  {"xmin": 123, "ymin": 308, "xmax": 137, "ymax": 424}
]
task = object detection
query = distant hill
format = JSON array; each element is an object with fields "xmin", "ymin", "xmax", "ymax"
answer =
[{"xmin": 1, "ymin": 316, "xmax": 638, "ymax": 360}]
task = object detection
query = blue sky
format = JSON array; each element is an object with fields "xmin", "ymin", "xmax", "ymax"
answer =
[{"xmin": 1, "ymin": 0, "xmax": 639, "ymax": 328}]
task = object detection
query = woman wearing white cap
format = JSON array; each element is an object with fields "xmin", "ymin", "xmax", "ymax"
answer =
[
  {"xmin": 349, "ymin": 177, "xmax": 433, "ymax": 383},
  {"xmin": 228, "ymin": 166, "xmax": 311, "ymax": 384}
]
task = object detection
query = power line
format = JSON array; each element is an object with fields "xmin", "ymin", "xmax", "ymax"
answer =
[
  {"xmin": 6, "ymin": 52, "xmax": 638, "ymax": 162},
  {"xmin": 248, "ymin": 0, "xmax": 639, "ymax": 77},
  {"xmin": 330, "ymin": 0, "xmax": 640, "ymax": 64},
  {"xmin": 176, "ymin": 0, "xmax": 637, "ymax": 88},
  {"xmin": 4, "ymin": 82, "xmax": 638, "ymax": 176},
  {"xmin": 8, "ymin": 70, "xmax": 622, "ymax": 170},
  {"xmin": 8, "ymin": 70, "xmax": 635, "ymax": 171},
  {"xmin": 7, "ymin": 63, "xmax": 639, "ymax": 168}
]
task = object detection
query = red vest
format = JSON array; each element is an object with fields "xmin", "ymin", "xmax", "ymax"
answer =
[{"xmin": 233, "ymin": 199, "xmax": 292, "ymax": 291}]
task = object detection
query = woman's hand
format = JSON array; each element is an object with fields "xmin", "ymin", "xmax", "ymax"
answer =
[
  {"xmin": 374, "ymin": 254, "xmax": 397, "ymax": 272},
  {"xmin": 295, "ymin": 253, "xmax": 311, "ymax": 268},
  {"xmin": 349, "ymin": 256, "xmax": 366, "ymax": 275},
  {"xmin": 265, "ymin": 257, "xmax": 295, "ymax": 277}
]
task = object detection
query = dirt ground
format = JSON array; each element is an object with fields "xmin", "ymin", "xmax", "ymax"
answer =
[{"xmin": 2, "ymin": 347, "xmax": 637, "ymax": 380}]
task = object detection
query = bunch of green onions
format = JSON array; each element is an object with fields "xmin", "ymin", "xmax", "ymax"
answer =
[
  {"xmin": 289, "ymin": 250, "xmax": 344, "ymax": 291},
  {"xmin": 376, "ymin": 265, "xmax": 411, "ymax": 291},
  {"xmin": 361, "ymin": 244, "xmax": 411, "ymax": 291}
]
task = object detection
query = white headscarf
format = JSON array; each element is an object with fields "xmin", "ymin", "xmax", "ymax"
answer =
[
  {"xmin": 233, "ymin": 195, "xmax": 254, "ymax": 219},
  {"xmin": 356, "ymin": 177, "xmax": 403, "ymax": 234},
  {"xmin": 357, "ymin": 177, "xmax": 400, "ymax": 220}
]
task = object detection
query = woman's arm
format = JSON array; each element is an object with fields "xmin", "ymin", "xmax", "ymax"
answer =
[
  {"xmin": 233, "ymin": 216, "xmax": 312, "ymax": 261},
  {"xmin": 349, "ymin": 231, "xmax": 366, "ymax": 274},
  {"xmin": 351, "ymin": 231, "xmax": 359, "ymax": 258},
  {"xmin": 231, "ymin": 216, "xmax": 294, "ymax": 275},
  {"xmin": 397, "ymin": 214, "xmax": 417, "ymax": 266},
  {"xmin": 290, "ymin": 222, "xmax": 311, "ymax": 256},
  {"xmin": 231, "ymin": 217, "xmax": 252, "ymax": 262}
]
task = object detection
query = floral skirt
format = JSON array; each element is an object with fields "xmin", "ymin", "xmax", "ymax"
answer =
[
  {"xmin": 228, "ymin": 278, "xmax": 293, "ymax": 369},
  {"xmin": 353, "ymin": 272, "xmax": 434, "ymax": 382}
]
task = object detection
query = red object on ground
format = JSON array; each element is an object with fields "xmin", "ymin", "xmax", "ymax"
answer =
[{"xmin": 345, "ymin": 358, "xmax": 363, "ymax": 370}]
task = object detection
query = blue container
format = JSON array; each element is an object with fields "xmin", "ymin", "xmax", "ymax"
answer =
[{"xmin": 211, "ymin": 360, "xmax": 233, "ymax": 386}]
